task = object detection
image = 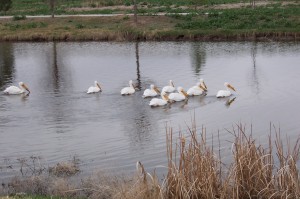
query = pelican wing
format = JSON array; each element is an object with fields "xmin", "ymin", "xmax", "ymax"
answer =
[
  {"xmin": 216, "ymin": 90, "xmax": 231, "ymax": 98},
  {"xmin": 87, "ymin": 86, "xmax": 101, "ymax": 94},
  {"xmin": 149, "ymin": 98, "xmax": 167, "ymax": 106},
  {"xmin": 4, "ymin": 86, "xmax": 23, "ymax": 95},
  {"xmin": 169, "ymin": 93, "xmax": 186, "ymax": 102},
  {"xmin": 162, "ymin": 86, "xmax": 175, "ymax": 93},
  {"xmin": 187, "ymin": 86, "xmax": 203, "ymax": 96},
  {"xmin": 143, "ymin": 89, "xmax": 158, "ymax": 97},
  {"xmin": 121, "ymin": 87, "xmax": 135, "ymax": 95}
]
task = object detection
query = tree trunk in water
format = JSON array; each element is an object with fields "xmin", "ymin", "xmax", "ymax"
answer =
[{"xmin": 133, "ymin": 0, "xmax": 137, "ymax": 24}]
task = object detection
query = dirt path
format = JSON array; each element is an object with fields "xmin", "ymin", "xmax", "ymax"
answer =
[{"xmin": 67, "ymin": 0, "xmax": 299, "ymax": 11}]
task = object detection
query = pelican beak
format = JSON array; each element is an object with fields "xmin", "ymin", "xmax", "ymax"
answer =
[
  {"xmin": 96, "ymin": 83, "xmax": 102, "ymax": 91},
  {"xmin": 202, "ymin": 81, "xmax": 207, "ymax": 90},
  {"xmin": 228, "ymin": 84, "xmax": 236, "ymax": 92},
  {"xmin": 23, "ymin": 84, "xmax": 30, "ymax": 93},
  {"xmin": 182, "ymin": 90, "xmax": 189, "ymax": 98},
  {"xmin": 164, "ymin": 94, "xmax": 170, "ymax": 102},
  {"xmin": 154, "ymin": 87, "xmax": 161, "ymax": 94},
  {"xmin": 199, "ymin": 84, "xmax": 207, "ymax": 92},
  {"xmin": 171, "ymin": 82, "xmax": 175, "ymax": 87}
]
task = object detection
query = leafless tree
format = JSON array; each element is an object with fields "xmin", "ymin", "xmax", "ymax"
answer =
[
  {"xmin": 133, "ymin": 0, "xmax": 138, "ymax": 24},
  {"xmin": 50, "ymin": 0, "xmax": 55, "ymax": 18},
  {"xmin": 250, "ymin": 0, "xmax": 256, "ymax": 8}
]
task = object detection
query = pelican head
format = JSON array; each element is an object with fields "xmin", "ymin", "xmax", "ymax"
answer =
[
  {"xmin": 178, "ymin": 87, "xmax": 189, "ymax": 98},
  {"xmin": 200, "ymin": 79, "xmax": 207, "ymax": 90},
  {"xmin": 197, "ymin": 82, "xmax": 207, "ymax": 91},
  {"xmin": 153, "ymin": 85, "xmax": 160, "ymax": 94},
  {"xmin": 225, "ymin": 82, "xmax": 236, "ymax": 92},
  {"xmin": 19, "ymin": 82, "xmax": 30, "ymax": 93},
  {"xmin": 161, "ymin": 91, "xmax": 169, "ymax": 101},
  {"xmin": 150, "ymin": 84, "xmax": 160, "ymax": 93},
  {"xmin": 95, "ymin": 81, "xmax": 102, "ymax": 91},
  {"xmin": 169, "ymin": 80, "xmax": 175, "ymax": 87}
]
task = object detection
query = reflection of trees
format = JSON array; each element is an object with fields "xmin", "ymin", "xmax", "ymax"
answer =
[
  {"xmin": 123, "ymin": 42, "xmax": 156, "ymax": 151},
  {"xmin": 52, "ymin": 42, "xmax": 60, "ymax": 92},
  {"xmin": 135, "ymin": 42, "xmax": 141, "ymax": 90},
  {"xmin": 0, "ymin": 43, "xmax": 14, "ymax": 88},
  {"xmin": 250, "ymin": 42, "xmax": 260, "ymax": 96},
  {"xmin": 42, "ymin": 42, "xmax": 74, "ymax": 134},
  {"xmin": 190, "ymin": 43, "xmax": 206, "ymax": 76}
]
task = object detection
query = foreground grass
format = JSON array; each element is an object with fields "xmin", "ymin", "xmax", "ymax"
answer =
[{"xmin": 1, "ymin": 123, "xmax": 300, "ymax": 199}]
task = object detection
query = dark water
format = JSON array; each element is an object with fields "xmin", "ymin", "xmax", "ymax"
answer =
[{"xmin": 0, "ymin": 41, "xmax": 299, "ymax": 178}]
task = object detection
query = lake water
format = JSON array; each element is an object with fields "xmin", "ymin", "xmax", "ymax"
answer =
[{"xmin": 0, "ymin": 41, "xmax": 299, "ymax": 178}]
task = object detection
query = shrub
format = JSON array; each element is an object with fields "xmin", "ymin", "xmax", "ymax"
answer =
[{"xmin": 13, "ymin": 15, "xmax": 26, "ymax": 21}]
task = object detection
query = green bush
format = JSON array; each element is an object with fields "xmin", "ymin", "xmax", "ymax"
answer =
[
  {"xmin": 13, "ymin": 15, "xmax": 26, "ymax": 21},
  {"xmin": 75, "ymin": 23, "xmax": 84, "ymax": 29}
]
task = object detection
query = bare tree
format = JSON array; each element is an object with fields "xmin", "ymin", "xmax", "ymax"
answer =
[
  {"xmin": 0, "ymin": 0, "xmax": 12, "ymax": 15},
  {"xmin": 250, "ymin": 0, "xmax": 256, "ymax": 8},
  {"xmin": 50, "ymin": 0, "xmax": 55, "ymax": 18},
  {"xmin": 133, "ymin": 0, "xmax": 138, "ymax": 24}
]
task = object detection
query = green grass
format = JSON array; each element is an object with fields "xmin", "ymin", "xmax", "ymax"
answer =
[
  {"xmin": 0, "ymin": 196, "xmax": 64, "ymax": 199},
  {"xmin": 0, "ymin": 1, "xmax": 299, "ymax": 41},
  {"xmin": 1, "ymin": 0, "xmax": 299, "ymax": 16},
  {"xmin": 175, "ymin": 6, "xmax": 300, "ymax": 31}
]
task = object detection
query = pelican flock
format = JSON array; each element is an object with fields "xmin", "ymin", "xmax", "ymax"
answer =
[
  {"xmin": 3, "ymin": 82, "xmax": 30, "ymax": 95},
  {"xmin": 3, "ymin": 79, "xmax": 237, "ymax": 107},
  {"xmin": 87, "ymin": 81, "xmax": 102, "ymax": 94}
]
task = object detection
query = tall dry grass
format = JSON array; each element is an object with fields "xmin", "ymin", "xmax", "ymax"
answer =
[
  {"xmin": 1, "ymin": 123, "xmax": 299, "ymax": 199},
  {"xmin": 163, "ymin": 123, "xmax": 300, "ymax": 199}
]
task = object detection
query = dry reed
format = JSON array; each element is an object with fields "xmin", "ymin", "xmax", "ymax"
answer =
[{"xmin": 1, "ymin": 122, "xmax": 299, "ymax": 199}]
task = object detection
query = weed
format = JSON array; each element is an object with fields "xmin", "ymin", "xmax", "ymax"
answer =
[
  {"xmin": 75, "ymin": 23, "xmax": 84, "ymax": 29},
  {"xmin": 13, "ymin": 15, "xmax": 26, "ymax": 21}
]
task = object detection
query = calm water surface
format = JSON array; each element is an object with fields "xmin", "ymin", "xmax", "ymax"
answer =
[{"xmin": 0, "ymin": 41, "xmax": 299, "ymax": 178}]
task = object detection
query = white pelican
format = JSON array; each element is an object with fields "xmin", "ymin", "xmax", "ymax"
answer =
[
  {"xmin": 187, "ymin": 82, "xmax": 207, "ymax": 96},
  {"xmin": 169, "ymin": 87, "xmax": 189, "ymax": 102},
  {"xmin": 216, "ymin": 82, "xmax": 236, "ymax": 98},
  {"xmin": 87, "ymin": 81, "xmax": 102, "ymax": 94},
  {"xmin": 162, "ymin": 80, "xmax": 175, "ymax": 93},
  {"xmin": 143, "ymin": 84, "xmax": 160, "ymax": 98},
  {"xmin": 121, "ymin": 80, "xmax": 135, "ymax": 95},
  {"xmin": 3, "ymin": 82, "xmax": 30, "ymax": 95},
  {"xmin": 149, "ymin": 91, "xmax": 169, "ymax": 107}
]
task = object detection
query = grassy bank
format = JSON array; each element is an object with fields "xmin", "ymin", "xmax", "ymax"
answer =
[
  {"xmin": 3, "ymin": 0, "xmax": 296, "ymax": 16},
  {"xmin": 1, "ymin": 123, "xmax": 300, "ymax": 199},
  {"xmin": 0, "ymin": 1, "xmax": 299, "ymax": 41}
]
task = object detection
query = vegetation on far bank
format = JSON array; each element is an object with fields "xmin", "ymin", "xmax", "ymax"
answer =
[
  {"xmin": 1, "ymin": 0, "xmax": 297, "ymax": 16},
  {"xmin": 0, "ymin": 0, "xmax": 299, "ymax": 41},
  {"xmin": 0, "ymin": 4, "xmax": 299, "ymax": 42},
  {"xmin": 1, "ymin": 123, "xmax": 300, "ymax": 199}
]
